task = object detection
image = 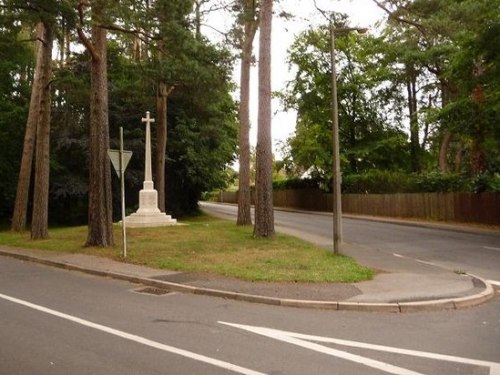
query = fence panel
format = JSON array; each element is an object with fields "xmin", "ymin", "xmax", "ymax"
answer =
[{"xmin": 215, "ymin": 190, "xmax": 499, "ymax": 225}]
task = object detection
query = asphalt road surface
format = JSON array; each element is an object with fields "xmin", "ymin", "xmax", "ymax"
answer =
[
  {"xmin": 1, "ymin": 257, "xmax": 499, "ymax": 375},
  {"xmin": 200, "ymin": 202, "xmax": 500, "ymax": 285}
]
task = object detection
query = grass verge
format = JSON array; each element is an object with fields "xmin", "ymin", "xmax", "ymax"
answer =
[{"xmin": 0, "ymin": 215, "xmax": 373, "ymax": 283}]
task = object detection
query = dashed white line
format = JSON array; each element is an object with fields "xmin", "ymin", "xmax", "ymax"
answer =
[
  {"xmin": 0, "ymin": 293, "xmax": 265, "ymax": 375},
  {"xmin": 393, "ymin": 253, "xmax": 439, "ymax": 267}
]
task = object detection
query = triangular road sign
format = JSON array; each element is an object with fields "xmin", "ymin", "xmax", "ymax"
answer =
[{"xmin": 108, "ymin": 149, "xmax": 133, "ymax": 177}]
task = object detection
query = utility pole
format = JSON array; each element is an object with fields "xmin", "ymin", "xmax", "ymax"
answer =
[{"xmin": 329, "ymin": 23, "xmax": 367, "ymax": 254}]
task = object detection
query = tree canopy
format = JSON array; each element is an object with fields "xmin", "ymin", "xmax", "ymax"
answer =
[
  {"xmin": 1, "ymin": 0, "xmax": 498, "ymax": 230},
  {"xmin": 0, "ymin": 0, "xmax": 238, "ymax": 227},
  {"xmin": 280, "ymin": 0, "xmax": 499, "ymax": 186}
]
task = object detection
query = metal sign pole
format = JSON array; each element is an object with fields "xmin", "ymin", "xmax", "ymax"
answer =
[{"xmin": 119, "ymin": 127, "xmax": 127, "ymax": 258}]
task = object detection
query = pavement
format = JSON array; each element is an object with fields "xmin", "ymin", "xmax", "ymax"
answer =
[{"xmin": 0, "ymin": 231, "xmax": 496, "ymax": 313}]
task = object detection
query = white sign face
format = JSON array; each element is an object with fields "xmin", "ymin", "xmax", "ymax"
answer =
[{"xmin": 108, "ymin": 149, "xmax": 133, "ymax": 177}]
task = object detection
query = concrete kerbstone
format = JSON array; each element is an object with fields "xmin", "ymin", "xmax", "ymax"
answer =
[
  {"xmin": 280, "ymin": 299, "xmax": 339, "ymax": 310},
  {"xmin": 0, "ymin": 249, "xmax": 495, "ymax": 313}
]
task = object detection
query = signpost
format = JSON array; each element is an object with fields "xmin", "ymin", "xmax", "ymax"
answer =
[{"xmin": 108, "ymin": 127, "xmax": 132, "ymax": 258}]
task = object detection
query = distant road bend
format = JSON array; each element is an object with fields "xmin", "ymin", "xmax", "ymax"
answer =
[{"xmin": 200, "ymin": 202, "xmax": 500, "ymax": 285}]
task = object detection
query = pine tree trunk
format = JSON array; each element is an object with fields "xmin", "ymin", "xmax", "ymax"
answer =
[
  {"xmin": 31, "ymin": 23, "xmax": 53, "ymax": 240},
  {"xmin": 155, "ymin": 82, "xmax": 170, "ymax": 213},
  {"xmin": 406, "ymin": 69, "xmax": 420, "ymax": 172},
  {"xmin": 438, "ymin": 80, "xmax": 458, "ymax": 174},
  {"xmin": 253, "ymin": 0, "xmax": 274, "ymax": 238},
  {"xmin": 237, "ymin": 4, "xmax": 258, "ymax": 226},
  {"xmin": 86, "ymin": 19, "xmax": 113, "ymax": 247},
  {"xmin": 438, "ymin": 131, "xmax": 451, "ymax": 173},
  {"xmin": 11, "ymin": 22, "xmax": 45, "ymax": 232}
]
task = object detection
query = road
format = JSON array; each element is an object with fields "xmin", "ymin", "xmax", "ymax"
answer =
[
  {"xmin": 1, "ymin": 257, "xmax": 499, "ymax": 374},
  {"xmin": 200, "ymin": 202, "xmax": 500, "ymax": 284}
]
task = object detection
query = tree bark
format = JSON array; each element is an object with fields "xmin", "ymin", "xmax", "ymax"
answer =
[
  {"xmin": 406, "ymin": 66, "xmax": 421, "ymax": 172},
  {"xmin": 438, "ymin": 131, "xmax": 452, "ymax": 173},
  {"xmin": 85, "ymin": 8, "xmax": 113, "ymax": 247},
  {"xmin": 11, "ymin": 23, "xmax": 45, "ymax": 232},
  {"xmin": 155, "ymin": 83, "xmax": 174, "ymax": 213},
  {"xmin": 253, "ymin": 0, "xmax": 274, "ymax": 238},
  {"xmin": 31, "ymin": 23, "xmax": 53, "ymax": 240},
  {"xmin": 438, "ymin": 80, "xmax": 457, "ymax": 174},
  {"xmin": 237, "ymin": 0, "xmax": 258, "ymax": 226}
]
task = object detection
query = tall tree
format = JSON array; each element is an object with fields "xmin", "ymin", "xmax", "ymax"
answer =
[
  {"xmin": 30, "ymin": 22, "xmax": 53, "ymax": 239},
  {"xmin": 374, "ymin": 0, "xmax": 499, "ymax": 175},
  {"xmin": 155, "ymin": 82, "xmax": 174, "ymax": 212},
  {"xmin": 0, "ymin": 14, "xmax": 33, "ymax": 222},
  {"xmin": 253, "ymin": 0, "xmax": 274, "ymax": 237},
  {"xmin": 11, "ymin": 23, "xmax": 46, "ymax": 232},
  {"xmin": 282, "ymin": 24, "xmax": 410, "ymax": 180},
  {"xmin": 77, "ymin": 0, "xmax": 113, "ymax": 246},
  {"xmin": 149, "ymin": 0, "xmax": 192, "ymax": 213},
  {"xmin": 237, "ymin": 0, "xmax": 259, "ymax": 226}
]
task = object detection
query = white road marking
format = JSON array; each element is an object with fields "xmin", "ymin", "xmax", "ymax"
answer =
[
  {"xmin": 0, "ymin": 293, "xmax": 265, "ymax": 375},
  {"xmin": 393, "ymin": 253, "xmax": 439, "ymax": 267},
  {"xmin": 488, "ymin": 280, "xmax": 500, "ymax": 287},
  {"xmin": 484, "ymin": 246, "xmax": 500, "ymax": 252},
  {"xmin": 220, "ymin": 322, "xmax": 500, "ymax": 375}
]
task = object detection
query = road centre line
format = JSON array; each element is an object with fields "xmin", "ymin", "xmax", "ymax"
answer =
[
  {"xmin": 0, "ymin": 292, "xmax": 265, "ymax": 375},
  {"xmin": 393, "ymin": 253, "xmax": 439, "ymax": 267},
  {"xmin": 220, "ymin": 322, "xmax": 500, "ymax": 375}
]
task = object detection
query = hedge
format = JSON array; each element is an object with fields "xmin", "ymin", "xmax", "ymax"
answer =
[{"xmin": 271, "ymin": 171, "xmax": 500, "ymax": 194}]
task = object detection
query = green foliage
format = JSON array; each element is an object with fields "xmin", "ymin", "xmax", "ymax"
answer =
[
  {"xmin": 163, "ymin": 42, "xmax": 238, "ymax": 217},
  {"xmin": 471, "ymin": 173, "xmax": 500, "ymax": 193},
  {"xmin": 342, "ymin": 171, "xmax": 499, "ymax": 194},
  {"xmin": 0, "ymin": 217, "xmax": 374, "ymax": 283},
  {"xmin": 282, "ymin": 1, "xmax": 499, "ymax": 179},
  {"xmin": 274, "ymin": 172, "xmax": 500, "ymax": 195},
  {"xmin": 342, "ymin": 171, "xmax": 413, "ymax": 194},
  {"xmin": 282, "ymin": 22, "xmax": 413, "ymax": 179},
  {"xmin": 0, "ymin": 1, "xmax": 238, "ymax": 224},
  {"xmin": 272, "ymin": 178, "xmax": 321, "ymax": 191},
  {"xmin": 0, "ymin": 18, "xmax": 33, "ymax": 221},
  {"xmin": 412, "ymin": 172, "xmax": 470, "ymax": 193}
]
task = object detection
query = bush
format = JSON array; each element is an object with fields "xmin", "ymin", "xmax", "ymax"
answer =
[
  {"xmin": 272, "ymin": 177, "xmax": 321, "ymax": 191},
  {"xmin": 471, "ymin": 173, "xmax": 500, "ymax": 193},
  {"xmin": 342, "ymin": 170, "xmax": 413, "ymax": 194},
  {"xmin": 412, "ymin": 172, "xmax": 470, "ymax": 193},
  {"xmin": 272, "ymin": 171, "xmax": 500, "ymax": 195}
]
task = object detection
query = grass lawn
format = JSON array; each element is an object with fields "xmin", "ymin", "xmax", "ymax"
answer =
[{"xmin": 0, "ymin": 215, "xmax": 373, "ymax": 283}]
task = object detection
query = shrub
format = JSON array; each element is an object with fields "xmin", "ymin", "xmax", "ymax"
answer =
[
  {"xmin": 412, "ymin": 172, "xmax": 470, "ymax": 192},
  {"xmin": 271, "ymin": 171, "xmax": 500, "ymax": 194},
  {"xmin": 272, "ymin": 177, "xmax": 321, "ymax": 191},
  {"xmin": 342, "ymin": 170, "xmax": 412, "ymax": 194},
  {"xmin": 471, "ymin": 173, "xmax": 500, "ymax": 193}
]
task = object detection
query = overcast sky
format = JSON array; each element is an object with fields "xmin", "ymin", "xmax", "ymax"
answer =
[{"xmin": 204, "ymin": 0, "xmax": 386, "ymax": 157}]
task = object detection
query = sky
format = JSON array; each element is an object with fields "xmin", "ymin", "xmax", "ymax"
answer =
[{"xmin": 204, "ymin": 0, "xmax": 386, "ymax": 158}]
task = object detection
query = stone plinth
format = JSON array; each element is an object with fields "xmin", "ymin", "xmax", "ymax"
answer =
[
  {"xmin": 123, "ymin": 111, "xmax": 176, "ymax": 228},
  {"xmin": 124, "ymin": 184, "xmax": 177, "ymax": 228},
  {"xmin": 124, "ymin": 210, "xmax": 176, "ymax": 228}
]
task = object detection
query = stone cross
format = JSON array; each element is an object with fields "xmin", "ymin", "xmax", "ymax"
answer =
[
  {"xmin": 142, "ymin": 111, "xmax": 155, "ymax": 186},
  {"xmin": 122, "ymin": 110, "xmax": 176, "ymax": 227}
]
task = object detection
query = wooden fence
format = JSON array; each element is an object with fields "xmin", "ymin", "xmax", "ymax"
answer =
[{"xmin": 216, "ymin": 189, "xmax": 500, "ymax": 226}]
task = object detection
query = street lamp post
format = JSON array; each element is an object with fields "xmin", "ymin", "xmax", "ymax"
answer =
[{"xmin": 329, "ymin": 24, "xmax": 367, "ymax": 255}]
